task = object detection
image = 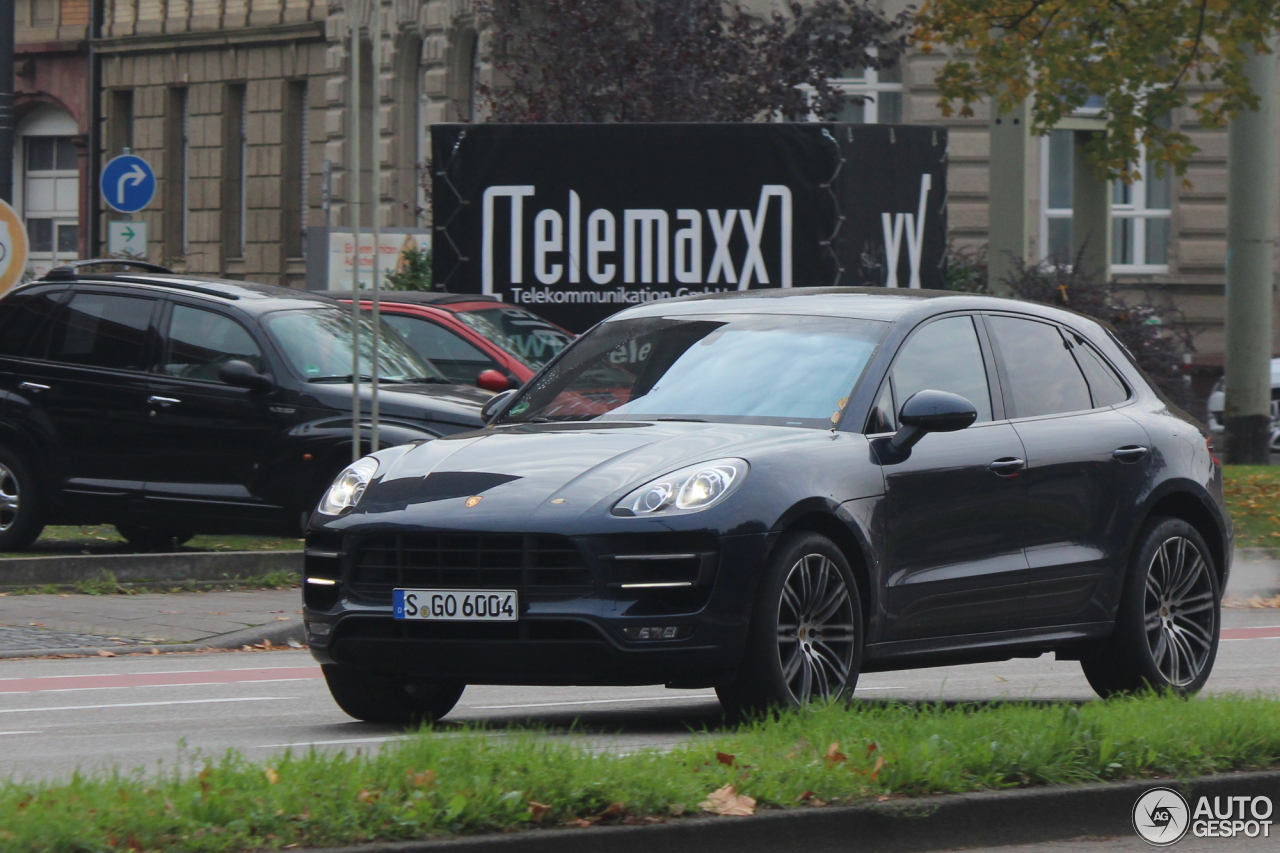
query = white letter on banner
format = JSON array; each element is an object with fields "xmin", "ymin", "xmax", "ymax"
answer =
[
  {"xmin": 482, "ymin": 185, "xmax": 535, "ymax": 294},
  {"xmin": 624, "ymin": 210, "xmax": 669, "ymax": 284},
  {"xmin": 568, "ymin": 190, "xmax": 581, "ymax": 283},
  {"xmin": 707, "ymin": 209, "xmax": 738, "ymax": 284},
  {"xmin": 534, "ymin": 209, "xmax": 564, "ymax": 284},
  {"xmin": 587, "ymin": 209, "xmax": 616, "ymax": 284},
  {"xmin": 905, "ymin": 174, "xmax": 932, "ymax": 289},
  {"xmin": 674, "ymin": 210, "xmax": 702, "ymax": 284},
  {"xmin": 758, "ymin": 185, "xmax": 792, "ymax": 288},
  {"xmin": 882, "ymin": 211, "xmax": 905, "ymax": 288}
]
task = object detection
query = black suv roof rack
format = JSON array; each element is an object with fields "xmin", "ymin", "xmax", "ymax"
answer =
[{"xmin": 43, "ymin": 259, "xmax": 174, "ymax": 280}]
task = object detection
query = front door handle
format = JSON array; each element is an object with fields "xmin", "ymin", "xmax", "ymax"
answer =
[
  {"xmin": 989, "ymin": 457, "xmax": 1026, "ymax": 476},
  {"xmin": 1112, "ymin": 445, "xmax": 1149, "ymax": 463},
  {"xmin": 18, "ymin": 382, "xmax": 50, "ymax": 393},
  {"xmin": 147, "ymin": 396, "xmax": 181, "ymax": 408}
]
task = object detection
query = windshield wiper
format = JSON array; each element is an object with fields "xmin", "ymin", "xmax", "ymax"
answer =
[
  {"xmin": 308, "ymin": 374, "xmax": 376, "ymax": 383},
  {"xmin": 403, "ymin": 376, "xmax": 452, "ymax": 384}
]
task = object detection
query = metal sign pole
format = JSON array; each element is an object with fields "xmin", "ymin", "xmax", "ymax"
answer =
[
  {"xmin": 349, "ymin": 2, "xmax": 363, "ymax": 463},
  {"xmin": 369, "ymin": 0, "xmax": 381, "ymax": 453}
]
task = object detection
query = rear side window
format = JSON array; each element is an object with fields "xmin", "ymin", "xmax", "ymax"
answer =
[
  {"xmin": 45, "ymin": 293, "xmax": 156, "ymax": 371},
  {"xmin": 891, "ymin": 315, "xmax": 994, "ymax": 423},
  {"xmin": 1065, "ymin": 332, "xmax": 1129, "ymax": 407},
  {"xmin": 0, "ymin": 290, "xmax": 63, "ymax": 357},
  {"xmin": 988, "ymin": 315, "xmax": 1091, "ymax": 418}
]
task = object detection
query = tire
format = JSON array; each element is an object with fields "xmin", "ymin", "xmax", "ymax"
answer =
[
  {"xmin": 1081, "ymin": 517, "xmax": 1221, "ymax": 698},
  {"xmin": 0, "ymin": 447, "xmax": 45, "ymax": 552},
  {"xmin": 115, "ymin": 525, "xmax": 195, "ymax": 552},
  {"xmin": 322, "ymin": 663, "xmax": 465, "ymax": 724},
  {"xmin": 717, "ymin": 532, "xmax": 864, "ymax": 716}
]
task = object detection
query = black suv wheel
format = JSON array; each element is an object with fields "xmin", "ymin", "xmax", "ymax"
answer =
[
  {"xmin": 1082, "ymin": 517, "xmax": 1220, "ymax": 698},
  {"xmin": 0, "ymin": 447, "xmax": 44, "ymax": 552},
  {"xmin": 717, "ymin": 532, "xmax": 864, "ymax": 715}
]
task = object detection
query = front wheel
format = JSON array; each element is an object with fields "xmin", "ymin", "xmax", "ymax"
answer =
[
  {"xmin": 1081, "ymin": 517, "xmax": 1220, "ymax": 698},
  {"xmin": 0, "ymin": 448, "xmax": 45, "ymax": 552},
  {"xmin": 323, "ymin": 664, "xmax": 465, "ymax": 724},
  {"xmin": 717, "ymin": 533, "xmax": 864, "ymax": 716}
]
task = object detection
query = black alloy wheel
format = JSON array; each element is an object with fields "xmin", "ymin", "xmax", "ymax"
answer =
[
  {"xmin": 322, "ymin": 663, "xmax": 466, "ymax": 724},
  {"xmin": 717, "ymin": 532, "xmax": 863, "ymax": 715},
  {"xmin": 115, "ymin": 526, "xmax": 196, "ymax": 552},
  {"xmin": 0, "ymin": 448, "xmax": 44, "ymax": 552},
  {"xmin": 1082, "ymin": 517, "xmax": 1220, "ymax": 698}
]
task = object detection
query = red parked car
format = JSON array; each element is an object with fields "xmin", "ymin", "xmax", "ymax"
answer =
[{"xmin": 324, "ymin": 292, "xmax": 573, "ymax": 392}]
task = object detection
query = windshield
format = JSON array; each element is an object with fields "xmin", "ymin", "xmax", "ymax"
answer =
[
  {"xmin": 500, "ymin": 314, "xmax": 886, "ymax": 429},
  {"xmin": 455, "ymin": 307, "xmax": 572, "ymax": 370},
  {"xmin": 263, "ymin": 307, "xmax": 446, "ymax": 383}
]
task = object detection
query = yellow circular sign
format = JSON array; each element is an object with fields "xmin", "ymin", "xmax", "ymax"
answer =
[{"xmin": 0, "ymin": 200, "xmax": 29, "ymax": 297}]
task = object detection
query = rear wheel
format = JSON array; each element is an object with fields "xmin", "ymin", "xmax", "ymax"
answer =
[
  {"xmin": 115, "ymin": 525, "xmax": 195, "ymax": 552},
  {"xmin": 322, "ymin": 663, "xmax": 465, "ymax": 724},
  {"xmin": 717, "ymin": 532, "xmax": 863, "ymax": 716},
  {"xmin": 1081, "ymin": 517, "xmax": 1220, "ymax": 698},
  {"xmin": 0, "ymin": 448, "xmax": 45, "ymax": 552}
]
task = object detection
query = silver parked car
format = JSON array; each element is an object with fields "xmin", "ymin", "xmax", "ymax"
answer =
[{"xmin": 1206, "ymin": 358, "xmax": 1280, "ymax": 451}]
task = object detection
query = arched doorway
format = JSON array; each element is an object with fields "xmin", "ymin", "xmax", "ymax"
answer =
[{"xmin": 15, "ymin": 104, "xmax": 82, "ymax": 277}]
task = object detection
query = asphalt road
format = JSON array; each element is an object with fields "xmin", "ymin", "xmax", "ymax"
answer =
[{"xmin": 3, "ymin": 608, "xmax": 1280, "ymax": 783}]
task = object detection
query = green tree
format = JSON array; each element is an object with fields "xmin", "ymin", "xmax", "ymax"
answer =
[
  {"xmin": 385, "ymin": 248, "xmax": 433, "ymax": 292},
  {"xmin": 917, "ymin": 0, "xmax": 1277, "ymax": 180}
]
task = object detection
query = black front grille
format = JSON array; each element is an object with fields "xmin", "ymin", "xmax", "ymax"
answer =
[{"xmin": 349, "ymin": 533, "xmax": 593, "ymax": 601}]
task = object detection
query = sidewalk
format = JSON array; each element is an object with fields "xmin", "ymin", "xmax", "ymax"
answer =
[{"xmin": 0, "ymin": 588, "xmax": 302, "ymax": 656}]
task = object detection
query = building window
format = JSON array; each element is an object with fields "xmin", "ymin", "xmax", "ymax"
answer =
[
  {"xmin": 1041, "ymin": 129, "xmax": 1172, "ymax": 273},
  {"xmin": 282, "ymin": 80, "xmax": 309, "ymax": 259},
  {"xmin": 23, "ymin": 136, "xmax": 79, "ymax": 262},
  {"xmin": 222, "ymin": 84, "xmax": 247, "ymax": 259},
  {"xmin": 826, "ymin": 63, "xmax": 903, "ymax": 124},
  {"xmin": 165, "ymin": 88, "xmax": 189, "ymax": 258},
  {"xmin": 108, "ymin": 89, "xmax": 134, "ymax": 156}
]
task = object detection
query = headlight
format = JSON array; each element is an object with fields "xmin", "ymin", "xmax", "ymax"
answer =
[
  {"xmin": 612, "ymin": 458, "xmax": 748, "ymax": 517},
  {"xmin": 317, "ymin": 457, "xmax": 380, "ymax": 515}
]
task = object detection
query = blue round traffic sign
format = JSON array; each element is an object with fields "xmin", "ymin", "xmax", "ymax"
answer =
[{"xmin": 101, "ymin": 154, "xmax": 157, "ymax": 213}]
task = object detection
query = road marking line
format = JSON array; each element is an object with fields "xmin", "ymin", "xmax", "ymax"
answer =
[
  {"xmin": 0, "ymin": 697, "xmax": 289, "ymax": 714},
  {"xmin": 0, "ymin": 667, "xmax": 321, "ymax": 694},
  {"xmin": 467, "ymin": 685, "xmax": 901, "ymax": 711},
  {"xmin": 3, "ymin": 678, "xmax": 318, "ymax": 695},
  {"xmin": 1220, "ymin": 626, "xmax": 1280, "ymax": 641},
  {"xmin": 0, "ymin": 665, "xmax": 317, "ymax": 683},
  {"xmin": 253, "ymin": 736, "xmax": 407, "ymax": 749},
  {"xmin": 0, "ymin": 730, "xmax": 40, "ymax": 736}
]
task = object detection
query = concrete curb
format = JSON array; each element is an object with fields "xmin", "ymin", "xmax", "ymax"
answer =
[
  {"xmin": 304, "ymin": 769, "xmax": 1280, "ymax": 853},
  {"xmin": 0, "ymin": 617, "xmax": 306, "ymax": 659},
  {"xmin": 0, "ymin": 550, "xmax": 301, "ymax": 587}
]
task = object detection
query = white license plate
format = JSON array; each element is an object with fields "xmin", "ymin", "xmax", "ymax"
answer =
[{"xmin": 393, "ymin": 589, "xmax": 518, "ymax": 622}]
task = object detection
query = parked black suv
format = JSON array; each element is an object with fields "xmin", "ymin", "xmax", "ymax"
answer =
[{"xmin": 0, "ymin": 261, "xmax": 489, "ymax": 551}]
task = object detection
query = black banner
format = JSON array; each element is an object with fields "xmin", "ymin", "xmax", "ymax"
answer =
[{"xmin": 433, "ymin": 123, "xmax": 946, "ymax": 332}]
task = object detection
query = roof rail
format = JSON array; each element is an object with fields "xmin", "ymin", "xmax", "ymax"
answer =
[{"xmin": 43, "ymin": 259, "xmax": 174, "ymax": 281}]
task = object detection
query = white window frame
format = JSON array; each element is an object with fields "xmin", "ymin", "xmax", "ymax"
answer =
[
  {"xmin": 792, "ymin": 49, "xmax": 904, "ymax": 124},
  {"xmin": 1039, "ymin": 132, "xmax": 1172, "ymax": 274}
]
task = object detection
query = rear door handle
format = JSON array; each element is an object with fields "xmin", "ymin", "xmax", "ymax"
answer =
[
  {"xmin": 147, "ymin": 396, "xmax": 181, "ymax": 408},
  {"xmin": 989, "ymin": 457, "xmax": 1026, "ymax": 476},
  {"xmin": 18, "ymin": 382, "xmax": 50, "ymax": 393},
  {"xmin": 1112, "ymin": 445, "xmax": 1149, "ymax": 463}
]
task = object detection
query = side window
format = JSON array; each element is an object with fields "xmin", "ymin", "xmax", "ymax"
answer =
[
  {"xmin": 46, "ymin": 293, "xmax": 156, "ymax": 371},
  {"xmin": 988, "ymin": 316, "xmax": 1092, "ymax": 418},
  {"xmin": 866, "ymin": 379, "xmax": 895, "ymax": 434},
  {"xmin": 382, "ymin": 314, "xmax": 500, "ymax": 383},
  {"xmin": 161, "ymin": 305, "xmax": 264, "ymax": 382},
  {"xmin": 891, "ymin": 315, "xmax": 994, "ymax": 423},
  {"xmin": 0, "ymin": 290, "xmax": 63, "ymax": 357},
  {"xmin": 1065, "ymin": 332, "xmax": 1130, "ymax": 407}
]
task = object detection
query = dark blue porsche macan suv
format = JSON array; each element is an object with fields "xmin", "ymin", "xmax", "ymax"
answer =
[{"xmin": 304, "ymin": 287, "xmax": 1231, "ymax": 721}]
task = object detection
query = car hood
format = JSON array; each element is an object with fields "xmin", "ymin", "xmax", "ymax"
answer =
[
  {"xmin": 356, "ymin": 421, "xmax": 815, "ymax": 520},
  {"xmin": 301, "ymin": 382, "xmax": 489, "ymax": 428}
]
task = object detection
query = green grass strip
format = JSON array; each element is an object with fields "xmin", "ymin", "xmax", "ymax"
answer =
[{"xmin": 3, "ymin": 694, "xmax": 1280, "ymax": 851}]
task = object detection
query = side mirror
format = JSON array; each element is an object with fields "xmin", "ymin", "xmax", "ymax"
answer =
[
  {"xmin": 481, "ymin": 389, "xmax": 518, "ymax": 424},
  {"xmin": 890, "ymin": 390, "xmax": 977, "ymax": 452},
  {"xmin": 219, "ymin": 359, "xmax": 276, "ymax": 393},
  {"xmin": 476, "ymin": 369, "xmax": 511, "ymax": 393}
]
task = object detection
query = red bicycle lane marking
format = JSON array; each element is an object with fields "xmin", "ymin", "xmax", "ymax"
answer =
[
  {"xmin": 1220, "ymin": 626, "xmax": 1280, "ymax": 641},
  {"xmin": 0, "ymin": 666, "xmax": 323, "ymax": 694}
]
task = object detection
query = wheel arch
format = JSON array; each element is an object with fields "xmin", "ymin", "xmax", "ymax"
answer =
[
  {"xmin": 768, "ymin": 499, "xmax": 878, "ymax": 632},
  {"xmin": 1139, "ymin": 483, "xmax": 1229, "ymax": 586}
]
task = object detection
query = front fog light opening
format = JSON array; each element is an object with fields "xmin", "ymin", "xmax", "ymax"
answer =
[
  {"xmin": 622, "ymin": 625, "xmax": 690, "ymax": 641},
  {"xmin": 305, "ymin": 621, "xmax": 332, "ymax": 637}
]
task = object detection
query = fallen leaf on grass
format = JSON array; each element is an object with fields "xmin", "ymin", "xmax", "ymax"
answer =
[
  {"xmin": 824, "ymin": 742, "xmax": 847, "ymax": 765},
  {"xmin": 408, "ymin": 770, "xmax": 436, "ymax": 788},
  {"xmin": 264, "ymin": 767, "xmax": 279, "ymax": 785},
  {"xmin": 97, "ymin": 649, "xmax": 116, "ymax": 657},
  {"xmin": 563, "ymin": 818, "xmax": 595, "ymax": 828},
  {"xmin": 669, "ymin": 803, "xmax": 686, "ymax": 816},
  {"xmin": 715, "ymin": 751, "xmax": 736, "ymax": 766},
  {"xmin": 356, "ymin": 789, "xmax": 379, "ymax": 804},
  {"xmin": 700, "ymin": 784, "xmax": 755, "ymax": 816},
  {"xmin": 528, "ymin": 801, "xmax": 553, "ymax": 821},
  {"xmin": 796, "ymin": 790, "xmax": 827, "ymax": 805},
  {"xmin": 870, "ymin": 755, "xmax": 886, "ymax": 781}
]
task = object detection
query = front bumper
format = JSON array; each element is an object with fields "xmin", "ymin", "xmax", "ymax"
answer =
[{"xmin": 302, "ymin": 528, "xmax": 770, "ymax": 687}]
